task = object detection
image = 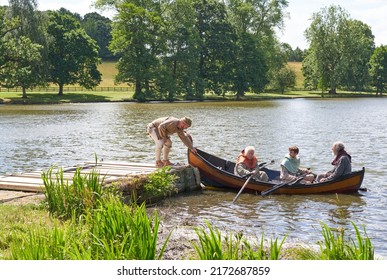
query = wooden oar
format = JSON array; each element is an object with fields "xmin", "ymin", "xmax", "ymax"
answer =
[
  {"xmin": 261, "ymin": 175, "xmax": 304, "ymax": 197},
  {"xmin": 232, "ymin": 174, "xmax": 254, "ymax": 204},
  {"xmin": 232, "ymin": 160, "xmax": 275, "ymax": 203}
]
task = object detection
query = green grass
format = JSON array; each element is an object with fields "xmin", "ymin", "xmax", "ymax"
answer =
[
  {"xmin": 288, "ymin": 61, "xmax": 304, "ymax": 89},
  {"xmin": 1, "ymin": 61, "xmax": 382, "ymax": 105},
  {"xmin": 191, "ymin": 221, "xmax": 287, "ymax": 260},
  {"xmin": 98, "ymin": 60, "xmax": 129, "ymax": 87}
]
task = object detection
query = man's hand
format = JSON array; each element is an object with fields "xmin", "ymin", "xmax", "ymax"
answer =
[{"xmin": 190, "ymin": 147, "xmax": 197, "ymax": 154}]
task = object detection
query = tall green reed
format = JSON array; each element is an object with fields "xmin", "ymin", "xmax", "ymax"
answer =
[
  {"xmin": 75, "ymin": 195, "xmax": 171, "ymax": 260},
  {"xmin": 42, "ymin": 166, "xmax": 105, "ymax": 220},
  {"xmin": 10, "ymin": 225, "xmax": 67, "ymax": 260},
  {"xmin": 10, "ymin": 196, "xmax": 172, "ymax": 260},
  {"xmin": 192, "ymin": 222, "xmax": 286, "ymax": 260},
  {"xmin": 319, "ymin": 221, "xmax": 374, "ymax": 260}
]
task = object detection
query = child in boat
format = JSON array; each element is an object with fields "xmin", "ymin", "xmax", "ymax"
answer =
[{"xmin": 280, "ymin": 145, "xmax": 315, "ymax": 184}]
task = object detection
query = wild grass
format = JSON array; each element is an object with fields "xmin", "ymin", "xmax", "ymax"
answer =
[
  {"xmin": 288, "ymin": 61, "xmax": 304, "ymax": 89},
  {"xmin": 0, "ymin": 167, "xmax": 377, "ymax": 260},
  {"xmin": 82, "ymin": 196, "xmax": 171, "ymax": 260},
  {"xmin": 8, "ymin": 195, "xmax": 170, "ymax": 260},
  {"xmin": 319, "ymin": 221, "xmax": 374, "ymax": 260},
  {"xmin": 7, "ymin": 167, "xmax": 174, "ymax": 260},
  {"xmin": 143, "ymin": 167, "xmax": 178, "ymax": 199},
  {"xmin": 41, "ymin": 166, "xmax": 106, "ymax": 220},
  {"xmin": 191, "ymin": 221, "xmax": 287, "ymax": 260}
]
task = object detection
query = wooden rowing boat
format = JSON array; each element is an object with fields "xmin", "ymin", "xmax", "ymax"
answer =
[{"xmin": 188, "ymin": 148, "xmax": 365, "ymax": 195}]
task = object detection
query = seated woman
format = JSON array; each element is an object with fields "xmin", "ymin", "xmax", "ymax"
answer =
[
  {"xmin": 280, "ymin": 145, "xmax": 314, "ymax": 184},
  {"xmin": 234, "ymin": 146, "xmax": 269, "ymax": 182}
]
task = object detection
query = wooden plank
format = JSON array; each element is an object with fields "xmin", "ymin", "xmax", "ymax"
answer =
[
  {"xmin": 0, "ymin": 182, "xmax": 44, "ymax": 192},
  {"xmin": 0, "ymin": 160, "xmax": 163, "ymax": 193},
  {"xmin": 84, "ymin": 161, "xmax": 156, "ymax": 168},
  {"xmin": 0, "ymin": 177, "xmax": 44, "ymax": 184},
  {"xmin": 94, "ymin": 165, "xmax": 156, "ymax": 171}
]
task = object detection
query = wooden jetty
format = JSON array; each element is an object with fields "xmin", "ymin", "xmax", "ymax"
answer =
[{"xmin": 0, "ymin": 161, "xmax": 202, "ymax": 195}]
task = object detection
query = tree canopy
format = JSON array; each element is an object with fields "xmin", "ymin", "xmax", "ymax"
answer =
[
  {"xmin": 47, "ymin": 11, "xmax": 102, "ymax": 95},
  {"xmin": 303, "ymin": 5, "xmax": 375, "ymax": 94}
]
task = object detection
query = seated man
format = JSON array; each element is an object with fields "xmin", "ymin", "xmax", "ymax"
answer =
[
  {"xmin": 280, "ymin": 145, "xmax": 315, "ymax": 184},
  {"xmin": 316, "ymin": 141, "xmax": 352, "ymax": 182},
  {"xmin": 234, "ymin": 146, "xmax": 269, "ymax": 182}
]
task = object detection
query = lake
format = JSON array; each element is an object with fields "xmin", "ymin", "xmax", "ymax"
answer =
[{"xmin": 0, "ymin": 98, "xmax": 386, "ymax": 257}]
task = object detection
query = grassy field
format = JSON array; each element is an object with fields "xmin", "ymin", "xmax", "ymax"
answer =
[
  {"xmin": 288, "ymin": 61, "xmax": 304, "ymax": 89},
  {"xmin": 0, "ymin": 61, "xmax": 379, "ymax": 104},
  {"xmin": 98, "ymin": 60, "xmax": 125, "ymax": 87}
]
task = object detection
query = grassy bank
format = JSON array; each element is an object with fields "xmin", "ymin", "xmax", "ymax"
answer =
[
  {"xmin": 0, "ymin": 89, "xmax": 380, "ymax": 105},
  {"xmin": 0, "ymin": 168, "xmax": 377, "ymax": 260},
  {"xmin": 0, "ymin": 61, "xmax": 381, "ymax": 105}
]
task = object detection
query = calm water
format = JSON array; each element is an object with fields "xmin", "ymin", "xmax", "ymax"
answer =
[{"xmin": 1, "ymin": 98, "xmax": 386, "ymax": 257}]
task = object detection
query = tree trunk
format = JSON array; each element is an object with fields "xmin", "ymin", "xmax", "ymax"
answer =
[
  {"xmin": 236, "ymin": 89, "xmax": 244, "ymax": 100},
  {"xmin": 58, "ymin": 84, "xmax": 64, "ymax": 96},
  {"xmin": 22, "ymin": 87, "xmax": 28, "ymax": 99}
]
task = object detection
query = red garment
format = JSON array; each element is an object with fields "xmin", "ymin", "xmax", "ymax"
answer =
[
  {"xmin": 332, "ymin": 150, "xmax": 351, "ymax": 165},
  {"xmin": 236, "ymin": 150, "xmax": 257, "ymax": 169}
]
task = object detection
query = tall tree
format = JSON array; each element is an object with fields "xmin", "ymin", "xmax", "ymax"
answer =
[
  {"xmin": 193, "ymin": 0, "xmax": 236, "ymax": 99},
  {"xmin": 47, "ymin": 11, "xmax": 102, "ymax": 95},
  {"xmin": 161, "ymin": 0, "xmax": 200, "ymax": 100},
  {"xmin": 304, "ymin": 5, "xmax": 374, "ymax": 94},
  {"xmin": 369, "ymin": 45, "xmax": 387, "ymax": 95},
  {"xmin": 109, "ymin": 1, "xmax": 166, "ymax": 101},
  {"xmin": 82, "ymin": 12, "xmax": 115, "ymax": 60},
  {"xmin": 4, "ymin": 0, "xmax": 48, "ymax": 97},
  {"xmin": 0, "ymin": 4, "xmax": 43, "ymax": 97},
  {"xmin": 304, "ymin": 5, "xmax": 348, "ymax": 94},
  {"xmin": 339, "ymin": 19, "xmax": 374, "ymax": 91},
  {"xmin": 227, "ymin": 0, "xmax": 288, "ymax": 99}
]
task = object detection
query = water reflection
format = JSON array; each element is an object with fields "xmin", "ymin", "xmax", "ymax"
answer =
[{"xmin": 1, "ymin": 98, "xmax": 387, "ymax": 257}]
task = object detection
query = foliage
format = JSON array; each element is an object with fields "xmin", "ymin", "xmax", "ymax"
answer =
[
  {"xmin": 41, "ymin": 166, "xmax": 106, "ymax": 220},
  {"xmin": 46, "ymin": 11, "xmax": 102, "ymax": 95},
  {"xmin": 369, "ymin": 45, "xmax": 387, "ymax": 95},
  {"xmin": 191, "ymin": 221, "xmax": 287, "ymax": 260},
  {"xmin": 273, "ymin": 66, "xmax": 296, "ymax": 93},
  {"xmin": 109, "ymin": 1, "xmax": 166, "ymax": 101},
  {"xmin": 5, "ymin": 0, "xmax": 48, "ymax": 97},
  {"xmin": 318, "ymin": 222, "xmax": 374, "ymax": 260},
  {"xmin": 0, "ymin": 36, "xmax": 42, "ymax": 94},
  {"xmin": 304, "ymin": 5, "xmax": 375, "ymax": 93},
  {"xmin": 0, "ymin": 6, "xmax": 42, "ymax": 95},
  {"xmin": 8, "ymin": 196, "xmax": 171, "ymax": 260},
  {"xmin": 81, "ymin": 12, "xmax": 115, "ymax": 60},
  {"xmin": 103, "ymin": 0, "xmax": 288, "ymax": 100},
  {"xmin": 83, "ymin": 197, "xmax": 170, "ymax": 260},
  {"xmin": 143, "ymin": 166, "xmax": 178, "ymax": 198}
]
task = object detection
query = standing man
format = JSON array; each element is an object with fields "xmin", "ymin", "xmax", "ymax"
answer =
[{"xmin": 147, "ymin": 116, "xmax": 197, "ymax": 167}]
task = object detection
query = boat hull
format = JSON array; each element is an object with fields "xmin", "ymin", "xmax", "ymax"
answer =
[{"xmin": 188, "ymin": 148, "xmax": 365, "ymax": 195}]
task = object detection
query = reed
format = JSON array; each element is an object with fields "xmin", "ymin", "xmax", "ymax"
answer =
[
  {"xmin": 77, "ymin": 195, "xmax": 171, "ymax": 260},
  {"xmin": 9, "ymin": 196, "xmax": 171, "ymax": 260},
  {"xmin": 191, "ymin": 222, "xmax": 287, "ymax": 260},
  {"xmin": 10, "ymin": 225, "xmax": 67, "ymax": 260},
  {"xmin": 347, "ymin": 221, "xmax": 374, "ymax": 260},
  {"xmin": 319, "ymin": 222, "xmax": 374, "ymax": 260},
  {"xmin": 192, "ymin": 221, "xmax": 225, "ymax": 260},
  {"xmin": 42, "ymin": 166, "xmax": 106, "ymax": 220}
]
